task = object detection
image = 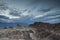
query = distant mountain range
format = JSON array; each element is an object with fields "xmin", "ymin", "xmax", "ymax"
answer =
[
  {"xmin": 0, "ymin": 21, "xmax": 60, "ymax": 28},
  {"xmin": 0, "ymin": 22, "xmax": 16, "ymax": 28},
  {"xmin": 0, "ymin": 22, "xmax": 28, "ymax": 28}
]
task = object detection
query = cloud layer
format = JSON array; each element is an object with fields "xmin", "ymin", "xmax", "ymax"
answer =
[{"xmin": 0, "ymin": 0, "xmax": 60, "ymax": 24}]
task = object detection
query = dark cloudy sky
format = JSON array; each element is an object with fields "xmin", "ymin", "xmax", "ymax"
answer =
[{"xmin": 0, "ymin": 0, "xmax": 60, "ymax": 24}]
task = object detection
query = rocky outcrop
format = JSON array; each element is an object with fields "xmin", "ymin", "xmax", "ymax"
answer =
[
  {"xmin": 29, "ymin": 22, "xmax": 60, "ymax": 30},
  {"xmin": 0, "ymin": 26, "xmax": 60, "ymax": 40},
  {"xmin": 0, "ymin": 22, "xmax": 60, "ymax": 40}
]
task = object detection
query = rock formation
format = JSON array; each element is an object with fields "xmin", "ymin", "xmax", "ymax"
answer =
[{"xmin": 0, "ymin": 22, "xmax": 60, "ymax": 40}]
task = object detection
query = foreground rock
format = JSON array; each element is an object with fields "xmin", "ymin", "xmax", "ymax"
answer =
[
  {"xmin": 0, "ymin": 22, "xmax": 60, "ymax": 40},
  {"xmin": 0, "ymin": 26, "xmax": 60, "ymax": 40}
]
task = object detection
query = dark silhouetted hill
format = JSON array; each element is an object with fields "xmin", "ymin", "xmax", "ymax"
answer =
[{"xmin": 29, "ymin": 22, "xmax": 60, "ymax": 29}]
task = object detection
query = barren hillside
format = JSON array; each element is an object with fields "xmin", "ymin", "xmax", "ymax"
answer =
[{"xmin": 0, "ymin": 25, "xmax": 60, "ymax": 40}]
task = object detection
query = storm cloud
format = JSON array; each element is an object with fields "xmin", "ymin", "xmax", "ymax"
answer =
[
  {"xmin": 0, "ymin": 15, "xmax": 9, "ymax": 19},
  {"xmin": 0, "ymin": 0, "xmax": 60, "ymax": 24}
]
